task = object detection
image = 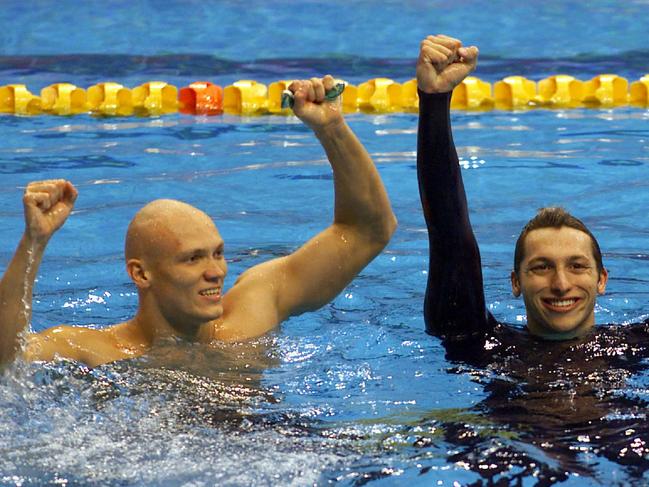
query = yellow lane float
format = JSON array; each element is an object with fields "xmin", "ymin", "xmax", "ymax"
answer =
[
  {"xmin": 224, "ymin": 80, "xmax": 268, "ymax": 115},
  {"xmin": 630, "ymin": 74, "xmax": 649, "ymax": 106},
  {"xmin": 451, "ymin": 76, "xmax": 493, "ymax": 110},
  {"xmin": 41, "ymin": 83, "xmax": 87, "ymax": 115},
  {"xmin": 1, "ymin": 74, "xmax": 648, "ymax": 116},
  {"xmin": 357, "ymin": 78, "xmax": 402, "ymax": 112},
  {"xmin": 87, "ymin": 82, "xmax": 133, "ymax": 116},
  {"xmin": 339, "ymin": 82, "xmax": 358, "ymax": 113},
  {"xmin": 581, "ymin": 74, "xmax": 628, "ymax": 106},
  {"xmin": 132, "ymin": 81, "xmax": 178, "ymax": 116},
  {"xmin": 268, "ymin": 80, "xmax": 294, "ymax": 114},
  {"xmin": 0, "ymin": 84, "xmax": 41, "ymax": 115},
  {"xmin": 536, "ymin": 75, "xmax": 583, "ymax": 107},
  {"xmin": 397, "ymin": 79, "xmax": 419, "ymax": 112},
  {"xmin": 494, "ymin": 76, "xmax": 537, "ymax": 109}
]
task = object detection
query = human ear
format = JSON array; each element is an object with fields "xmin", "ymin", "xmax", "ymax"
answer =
[
  {"xmin": 511, "ymin": 270, "xmax": 521, "ymax": 297},
  {"xmin": 127, "ymin": 259, "xmax": 150, "ymax": 288},
  {"xmin": 597, "ymin": 267, "xmax": 609, "ymax": 295}
]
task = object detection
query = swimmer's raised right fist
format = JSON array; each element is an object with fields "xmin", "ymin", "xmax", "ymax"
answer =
[
  {"xmin": 23, "ymin": 179, "xmax": 77, "ymax": 243},
  {"xmin": 288, "ymin": 75, "xmax": 343, "ymax": 132},
  {"xmin": 417, "ymin": 34, "xmax": 479, "ymax": 94}
]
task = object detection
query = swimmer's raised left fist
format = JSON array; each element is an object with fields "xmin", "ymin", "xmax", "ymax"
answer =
[
  {"xmin": 417, "ymin": 34, "xmax": 479, "ymax": 94},
  {"xmin": 288, "ymin": 75, "xmax": 343, "ymax": 132},
  {"xmin": 23, "ymin": 179, "xmax": 77, "ymax": 243}
]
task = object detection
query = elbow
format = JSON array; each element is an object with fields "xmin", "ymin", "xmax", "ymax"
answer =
[
  {"xmin": 384, "ymin": 212, "xmax": 398, "ymax": 244},
  {"xmin": 338, "ymin": 211, "xmax": 398, "ymax": 253},
  {"xmin": 373, "ymin": 212, "xmax": 398, "ymax": 249}
]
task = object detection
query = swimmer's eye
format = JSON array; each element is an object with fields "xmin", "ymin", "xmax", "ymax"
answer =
[
  {"xmin": 529, "ymin": 263, "xmax": 552, "ymax": 273},
  {"xmin": 569, "ymin": 262, "xmax": 590, "ymax": 272},
  {"xmin": 182, "ymin": 252, "xmax": 206, "ymax": 263},
  {"xmin": 213, "ymin": 248, "xmax": 225, "ymax": 259}
]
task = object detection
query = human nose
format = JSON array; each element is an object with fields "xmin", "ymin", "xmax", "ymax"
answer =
[
  {"xmin": 204, "ymin": 257, "xmax": 227, "ymax": 281},
  {"xmin": 550, "ymin": 267, "xmax": 571, "ymax": 294}
]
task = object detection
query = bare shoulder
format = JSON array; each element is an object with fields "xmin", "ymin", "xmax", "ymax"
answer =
[
  {"xmin": 24, "ymin": 322, "xmax": 143, "ymax": 367},
  {"xmin": 217, "ymin": 258, "xmax": 287, "ymax": 341}
]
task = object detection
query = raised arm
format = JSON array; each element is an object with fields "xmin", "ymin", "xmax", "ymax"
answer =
[
  {"xmin": 416, "ymin": 35, "xmax": 494, "ymax": 341},
  {"xmin": 220, "ymin": 76, "xmax": 397, "ymax": 339},
  {"xmin": 283, "ymin": 76, "xmax": 397, "ymax": 310},
  {"xmin": 0, "ymin": 180, "xmax": 77, "ymax": 365}
]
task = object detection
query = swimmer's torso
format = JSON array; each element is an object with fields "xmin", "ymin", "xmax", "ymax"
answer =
[{"xmin": 441, "ymin": 321, "xmax": 649, "ymax": 477}]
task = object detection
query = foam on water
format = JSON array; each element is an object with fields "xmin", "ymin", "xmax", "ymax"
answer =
[{"xmin": 0, "ymin": 342, "xmax": 355, "ymax": 486}]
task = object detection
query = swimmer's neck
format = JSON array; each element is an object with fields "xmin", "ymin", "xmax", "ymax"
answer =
[
  {"xmin": 125, "ymin": 311, "xmax": 215, "ymax": 346},
  {"xmin": 525, "ymin": 322, "xmax": 594, "ymax": 341}
]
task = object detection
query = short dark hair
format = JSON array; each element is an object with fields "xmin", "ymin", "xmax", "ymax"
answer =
[{"xmin": 513, "ymin": 207, "xmax": 604, "ymax": 274}]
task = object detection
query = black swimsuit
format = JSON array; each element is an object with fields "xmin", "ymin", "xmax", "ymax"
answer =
[{"xmin": 416, "ymin": 89, "xmax": 649, "ymax": 481}]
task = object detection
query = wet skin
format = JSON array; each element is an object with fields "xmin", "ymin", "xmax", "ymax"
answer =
[
  {"xmin": 139, "ymin": 209, "xmax": 228, "ymax": 335},
  {"xmin": 511, "ymin": 227, "xmax": 608, "ymax": 340},
  {"xmin": 1, "ymin": 75, "xmax": 398, "ymax": 368}
]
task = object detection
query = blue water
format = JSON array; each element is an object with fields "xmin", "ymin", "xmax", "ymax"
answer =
[
  {"xmin": 1, "ymin": 1, "xmax": 649, "ymax": 486},
  {"xmin": 2, "ymin": 0, "xmax": 648, "ymax": 60}
]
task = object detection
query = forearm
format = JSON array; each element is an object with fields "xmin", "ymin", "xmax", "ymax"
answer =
[
  {"xmin": 314, "ymin": 120, "xmax": 397, "ymax": 244},
  {"xmin": 0, "ymin": 233, "xmax": 45, "ymax": 364},
  {"xmin": 417, "ymin": 90, "xmax": 489, "ymax": 339},
  {"xmin": 417, "ymin": 91, "xmax": 474, "ymax": 244}
]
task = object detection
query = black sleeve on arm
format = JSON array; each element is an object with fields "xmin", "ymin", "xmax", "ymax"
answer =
[{"xmin": 417, "ymin": 90, "xmax": 494, "ymax": 342}]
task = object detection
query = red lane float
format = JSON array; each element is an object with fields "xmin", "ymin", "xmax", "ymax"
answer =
[{"xmin": 179, "ymin": 81, "xmax": 223, "ymax": 115}]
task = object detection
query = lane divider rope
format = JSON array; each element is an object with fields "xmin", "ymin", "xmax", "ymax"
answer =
[{"xmin": 1, "ymin": 74, "xmax": 648, "ymax": 116}]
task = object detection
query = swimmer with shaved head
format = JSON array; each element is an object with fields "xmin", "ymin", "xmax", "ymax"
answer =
[{"xmin": 0, "ymin": 76, "xmax": 397, "ymax": 367}]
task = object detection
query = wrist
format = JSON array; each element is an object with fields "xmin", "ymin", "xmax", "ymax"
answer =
[
  {"xmin": 311, "ymin": 117, "xmax": 348, "ymax": 140},
  {"xmin": 417, "ymin": 83, "xmax": 445, "ymax": 94},
  {"xmin": 418, "ymin": 88, "xmax": 452, "ymax": 98},
  {"xmin": 21, "ymin": 231, "xmax": 50, "ymax": 251}
]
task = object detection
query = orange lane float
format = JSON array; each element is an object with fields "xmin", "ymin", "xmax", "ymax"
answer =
[{"xmin": 179, "ymin": 81, "xmax": 223, "ymax": 115}]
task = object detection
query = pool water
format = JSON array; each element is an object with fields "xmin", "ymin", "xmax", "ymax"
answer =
[{"xmin": 2, "ymin": 1, "xmax": 649, "ymax": 486}]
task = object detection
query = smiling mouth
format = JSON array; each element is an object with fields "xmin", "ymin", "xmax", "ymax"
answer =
[
  {"xmin": 199, "ymin": 288, "xmax": 221, "ymax": 299},
  {"xmin": 542, "ymin": 297, "xmax": 580, "ymax": 311}
]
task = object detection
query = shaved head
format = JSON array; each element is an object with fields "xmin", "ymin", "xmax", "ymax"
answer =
[
  {"xmin": 122, "ymin": 198, "xmax": 227, "ymax": 333},
  {"xmin": 125, "ymin": 199, "xmax": 217, "ymax": 262}
]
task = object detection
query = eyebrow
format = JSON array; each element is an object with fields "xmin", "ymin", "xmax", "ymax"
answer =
[
  {"xmin": 179, "ymin": 242, "xmax": 224, "ymax": 256},
  {"xmin": 527, "ymin": 254, "xmax": 591, "ymax": 264}
]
